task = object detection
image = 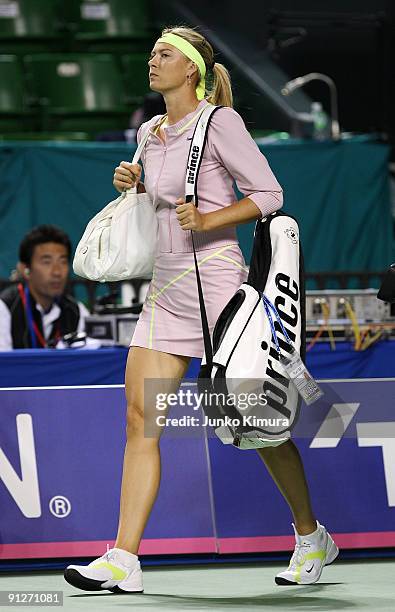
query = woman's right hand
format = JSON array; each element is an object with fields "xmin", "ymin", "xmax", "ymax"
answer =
[{"xmin": 113, "ymin": 161, "xmax": 142, "ymax": 193}]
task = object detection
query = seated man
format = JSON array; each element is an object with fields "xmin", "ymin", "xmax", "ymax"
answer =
[{"xmin": 0, "ymin": 225, "xmax": 89, "ymax": 350}]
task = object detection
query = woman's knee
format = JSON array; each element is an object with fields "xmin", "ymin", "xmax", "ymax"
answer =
[
  {"xmin": 125, "ymin": 400, "xmax": 163, "ymax": 442},
  {"xmin": 125, "ymin": 400, "xmax": 145, "ymax": 437},
  {"xmin": 123, "ymin": 347, "xmax": 191, "ymax": 439}
]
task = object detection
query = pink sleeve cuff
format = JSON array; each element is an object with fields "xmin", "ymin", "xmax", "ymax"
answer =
[{"xmin": 247, "ymin": 190, "xmax": 284, "ymax": 218}]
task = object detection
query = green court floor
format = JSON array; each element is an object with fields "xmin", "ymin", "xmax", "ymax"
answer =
[{"xmin": 1, "ymin": 560, "xmax": 395, "ymax": 611}]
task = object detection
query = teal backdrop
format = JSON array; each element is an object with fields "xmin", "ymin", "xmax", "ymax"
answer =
[{"xmin": 0, "ymin": 135, "xmax": 392, "ymax": 279}]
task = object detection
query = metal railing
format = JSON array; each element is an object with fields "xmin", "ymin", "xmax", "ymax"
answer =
[
  {"xmin": 305, "ymin": 270, "xmax": 386, "ymax": 291},
  {"xmin": 0, "ymin": 271, "xmax": 386, "ymax": 313}
]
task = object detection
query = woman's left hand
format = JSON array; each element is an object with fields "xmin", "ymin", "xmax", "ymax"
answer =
[{"xmin": 175, "ymin": 198, "xmax": 206, "ymax": 232}]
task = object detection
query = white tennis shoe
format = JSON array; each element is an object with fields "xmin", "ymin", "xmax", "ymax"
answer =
[
  {"xmin": 64, "ymin": 546, "xmax": 144, "ymax": 593},
  {"xmin": 275, "ymin": 520, "xmax": 339, "ymax": 585}
]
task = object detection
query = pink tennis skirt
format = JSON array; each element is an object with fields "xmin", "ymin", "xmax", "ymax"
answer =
[{"xmin": 130, "ymin": 243, "xmax": 248, "ymax": 358}]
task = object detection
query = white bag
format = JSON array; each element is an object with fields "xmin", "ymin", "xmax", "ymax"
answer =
[
  {"xmin": 198, "ymin": 212, "xmax": 305, "ymax": 450},
  {"xmin": 73, "ymin": 127, "xmax": 157, "ymax": 282}
]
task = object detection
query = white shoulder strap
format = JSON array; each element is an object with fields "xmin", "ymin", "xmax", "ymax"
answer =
[
  {"xmin": 131, "ymin": 117, "xmax": 162, "ymax": 164},
  {"xmin": 132, "ymin": 106, "xmax": 221, "ymax": 195},
  {"xmin": 185, "ymin": 103, "xmax": 222, "ymax": 205}
]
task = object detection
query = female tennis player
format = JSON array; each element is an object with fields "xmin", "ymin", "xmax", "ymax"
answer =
[{"xmin": 64, "ymin": 25, "xmax": 338, "ymax": 593}]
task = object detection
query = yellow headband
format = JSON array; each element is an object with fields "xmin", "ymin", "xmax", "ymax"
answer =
[{"xmin": 156, "ymin": 33, "xmax": 206, "ymax": 100}]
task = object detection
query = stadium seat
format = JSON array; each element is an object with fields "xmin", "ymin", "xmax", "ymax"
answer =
[
  {"xmin": 24, "ymin": 53, "xmax": 132, "ymax": 134},
  {"xmin": 121, "ymin": 54, "xmax": 150, "ymax": 104},
  {"xmin": 0, "ymin": 54, "xmax": 36, "ymax": 132},
  {"xmin": 68, "ymin": 0, "xmax": 150, "ymax": 40},
  {"xmin": 0, "ymin": 0, "xmax": 65, "ymax": 53}
]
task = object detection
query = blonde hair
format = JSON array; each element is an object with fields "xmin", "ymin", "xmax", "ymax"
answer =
[{"xmin": 161, "ymin": 25, "xmax": 233, "ymax": 108}]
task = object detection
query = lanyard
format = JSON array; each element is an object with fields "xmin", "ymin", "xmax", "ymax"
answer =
[
  {"xmin": 261, "ymin": 294, "xmax": 292, "ymax": 355},
  {"xmin": 17, "ymin": 283, "xmax": 60, "ymax": 348},
  {"xmin": 262, "ymin": 294, "xmax": 323, "ymax": 405}
]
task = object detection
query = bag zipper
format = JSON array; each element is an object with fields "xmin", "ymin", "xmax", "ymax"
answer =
[{"xmin": 98, "ymin": 227, "xmax": 105, "ymax": 259}]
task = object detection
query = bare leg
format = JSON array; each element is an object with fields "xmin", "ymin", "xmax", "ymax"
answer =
[
  {"xmin": 114, "ymin": 346, "xmax": 191, "ymax": 554},
  {"xmin": 256, "ymin": 440, "xmax": 317, "ymax": 535}
]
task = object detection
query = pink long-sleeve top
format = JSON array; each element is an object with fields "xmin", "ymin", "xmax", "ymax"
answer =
[{"xmin": 137, "ymin": 98, "xmax": 283, "ymax": 254}]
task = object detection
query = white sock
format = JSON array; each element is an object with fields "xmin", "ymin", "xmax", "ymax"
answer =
[{"xmin": 112, "ymin": 547, "xmax": 139, "ymax": 565}]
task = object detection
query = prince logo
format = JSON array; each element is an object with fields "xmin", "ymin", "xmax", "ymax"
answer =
[
  {"xmin": 263, "ymin": 272, "xmax": 300, "ymax": 421},
  {"xmin": 187, "ymin": 145, "xmax": 200, "ymax": 184}
]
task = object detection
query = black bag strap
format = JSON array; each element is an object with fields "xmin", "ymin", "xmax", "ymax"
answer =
[
  {"xmin": 184, "ymin": 104, "xmax": 223, "ymax": 367},
  {"xmin": 377, "ymin": 263, "xmax": 395, "ymax": 303},
  {"xmin": 191, "ymin": 231, "xmax": 213, "ymax": 367}
]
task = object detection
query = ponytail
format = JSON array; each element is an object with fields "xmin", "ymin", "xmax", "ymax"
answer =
[{"xmin": 206, "ymin": 63, "xmax": 233, "ymax": 108}]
